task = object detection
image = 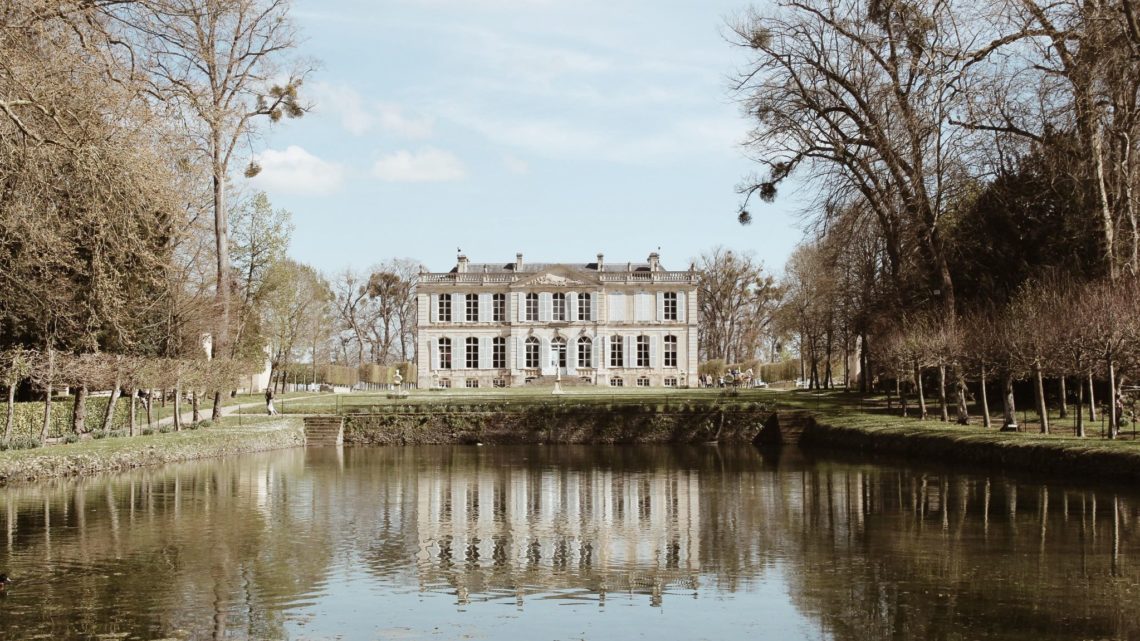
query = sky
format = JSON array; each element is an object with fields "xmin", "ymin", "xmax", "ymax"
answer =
[{"xmin": 247, "ymin": 0, "xmax": 809, "ymax": 276}]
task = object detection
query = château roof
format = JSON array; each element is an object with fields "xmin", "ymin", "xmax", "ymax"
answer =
[{"xmin": 450, "ymin": 261, "xmax": 653, "ymax": 274}]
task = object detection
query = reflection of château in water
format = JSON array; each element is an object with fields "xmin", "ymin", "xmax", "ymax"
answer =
[{"xmin": 413, "ymin": 466, "xmax": 701, "ymax": 604}]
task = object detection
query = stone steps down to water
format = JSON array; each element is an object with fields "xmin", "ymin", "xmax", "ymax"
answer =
[
  {"xmin": 752, "ymin": 410, "xmax": 816, "ymax": 447},
  {"xmin": 303, "ymin": 417, "xmax": 344, "ymax": 446}
]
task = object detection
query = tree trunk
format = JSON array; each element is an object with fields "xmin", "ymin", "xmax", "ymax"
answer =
[
  {"xmin": 146, "ymin": 389, "xmax": 153, "ymax": 429},
  {"xmin": 173, "ymin": 382, "xmax": 182, "ymax": 431},
  {"xmin": 1059, "ymin": 377, "xmax": 1068, "ymax": 419},
  {"xmin": 128, "ymin": 388, "xmax": 137, "ymax": 437},
  {"xmin": 5, "ymin": 381, "xmax": 15, "ymax": 442},
  {"xmin": 914, "ymin": 363, "xmax": 928, "ymax": 420},
  {"xmin": 955, "ymin": 368, "xmax": 969, "ymax": 425},
  {"xmin": 937, "ymin": 364, "xmax": 949, "ymax": 422},
  {"xmin": 72, "ymin": 384, "xmax": 88, "ymax": 435},
  {"xmin": 1001, "ymin": 370, "xmax": 1018, "ymax": 431},
  {"xmin": 1076, "ymin": 376, "xmax": 1085, "ymax": 437},
  {"xmin": 192, "ymin": 392, "xmax": 201, "ymax": 424},
  {"xmin": 1089, "ymin": 374, "xmax": 1098, "ymax": 421},
  {"xmin": 40, "ymin": 347, "xmax": 54, "ymax": 444},
  {"xmin": 980, "ymin": 367, "xmax": 991, "ymax": 429},
  {"xmin": 102, "ymin": 377, "xmax": 121, "ymax": 434},
  {"xmin": 1034, "ymin": 363, "xmax": 1049, "ymax": 434},
  {"xmin": 1108, "ymin": 359, "xmax": 1118, "ymax": 439}
]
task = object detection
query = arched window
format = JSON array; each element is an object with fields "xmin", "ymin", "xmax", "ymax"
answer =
[
  {"xmin": 577, "ymin": 336, "xmax": 593, "ymax": 368},
  {"xmin": 466, "ymin": 337, "xmax": 479, "ymax": 368},
  {"xmin": 525, "ymin": 336, "xmax": 540, "ymax": 368},
  {"xmin": 664, "ymin": 335, "xmax": 677, "ymax": 368},
  {"xmin": 551, "ymin": 336, "xmax": 567, "ymax": 367},
  {"xmin": 636, "ymin": 335, "xmax": 650, "ymax": 367},
  {"xmin": 610, "ymin": 335, "xmax": 623, "ymax": 367},
  {"xmin": 577, "ymin": 292, "xmax": 591, "ymax": 320},
  {"xmin": 438, "ymin": 337, "xmax": 452, "ymax": 370}
]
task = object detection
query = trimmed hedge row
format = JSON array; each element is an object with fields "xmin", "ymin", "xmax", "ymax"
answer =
[{"xmin": 3, "ymin": 397, "xmax": 135, "ymax": 440}]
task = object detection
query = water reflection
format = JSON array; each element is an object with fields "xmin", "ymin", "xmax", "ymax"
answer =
[{"xmin": 0, "ymin": 445, "xmax": 1136, "ymax": 640}]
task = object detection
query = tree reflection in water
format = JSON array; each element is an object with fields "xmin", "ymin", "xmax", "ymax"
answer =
[{"xmin": 0, "ymin": 445, "xmax": 1136, "ymax": 640}]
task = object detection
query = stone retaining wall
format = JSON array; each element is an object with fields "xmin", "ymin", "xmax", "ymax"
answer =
[{"xmin": 339, "ymin": 402, "xmax": 773, "ymax": 445}]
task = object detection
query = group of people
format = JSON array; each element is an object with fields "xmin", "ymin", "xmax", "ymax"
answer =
[{"xmin": 698, "ymin": 368, "xmax": 755, "ymax": 389}]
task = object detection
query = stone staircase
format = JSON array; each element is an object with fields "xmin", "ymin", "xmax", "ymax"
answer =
[
  {"xmin": 524, "ymin": 375, "xmax": 595, "ymax": 388},
  {"xmin": 303, "ymin": 416, "xmax": 344, "ymax": 446},
  {"xmin": 752, "ymin": 410, "xmax": 816, "ymax": 447}
]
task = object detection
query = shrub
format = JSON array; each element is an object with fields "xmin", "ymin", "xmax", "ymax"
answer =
[
  {"xmin": 106, "ymin": 429, "xmax": 126, "ymax": 438},
  {"xmin": 3, "ymin": 435, "xmax": 40, "ymax": 450},
  {"xmin": 158, "ymin": 424, "xmax": 174, "ymax": 434},
  {"xmin": 92, "ymin": 430, "xmax": 108, "ymax": 440},
  {"xmin": 62, "ymin": 433, "xmax": 80, "ymax": 444}
]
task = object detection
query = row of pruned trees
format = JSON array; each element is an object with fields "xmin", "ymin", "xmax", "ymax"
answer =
[
  {"xmin": 0, "ymin": 349, "xmax": 253, "ymax": 445},
  {"xmin": 878, "ymin": 278, "xmax": 1140, "ymax": 437}
]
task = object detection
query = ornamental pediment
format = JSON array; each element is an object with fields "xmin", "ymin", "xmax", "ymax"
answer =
[{"xmin": 511, "ymin": 269, "xmax": 598, "ymax": 289}]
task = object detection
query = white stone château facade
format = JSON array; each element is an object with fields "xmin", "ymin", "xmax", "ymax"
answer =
[{"xmin": 417, "ymin": 252, "xmax": 699, "ymax": 388}]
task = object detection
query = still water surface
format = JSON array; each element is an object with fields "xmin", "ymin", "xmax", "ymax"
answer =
[{"xmin": 0, "ymin": 445, "xmax": 1137, "ymax": 640}]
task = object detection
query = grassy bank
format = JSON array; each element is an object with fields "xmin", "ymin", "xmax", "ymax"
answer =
[
  {"xmin": 775, "ymin": 390, "xmax": 1140, "ymax": 482},
  {"xmin": 0, "ymin": 415, "xmax": 304, "ymax": 486}
]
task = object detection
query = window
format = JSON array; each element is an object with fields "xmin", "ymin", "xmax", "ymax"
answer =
[
  {"xmin": 610, "ymin": 336, "xmax": 623, "ymax": 368},
  {"xmin": 438, "ymin": 296, "xmax": 451, "ymax": 322},
  {"xmin": 636, "ymin": 335, "xmax": 650, "ymax": 367},
  {"xmin": 551, "ymin": 336, "xmax": 567, "ymax": 367},
  {"xmin": 525, "ymin": 336, "xmax": 540, "ymax": 369},
  {"xmin": 439, "ymin": 378, "xmax": 451, "ymax": 388},
  {"xmin": 578, "ymin": 292, "xmax": 591, "ymax": 321},
  {"xmin": 492, "ymin": 337, "xmax": 506, "ymax": 369},
  {"xmin": 438, "ymin": 338, "xmax": 452, "ymax": 369},
  {"xmin": 577, "ymin": 337, "xmax": 593, "ymax": 368},
  {"xmin": 663, "ymin": 292, "xmax": 678, "ymax": 321},
  {"xmin": 637, "ymin": 377, "xmax": 650, "ymax": 387},
  {"xmin": 664, "ymin": 377, "xmax": 678, "ymax": 387},
  {"xmin": 493, "ymin": 378, "xmax": 507, "ymax": 388},
  {"xmin": 664, "ymin": 335, "xmax": 677, "ymax": 368},
  {"xmin": 465, "ymin": 379, "xmax": 479, "ymax": 388},
  {"xmin": 493, "ymin": 293, "xmax": 506, "ymax": 322},
  {"xmin": 466, "ymin": 294, "xmax": 479, "ymax": 322},
  {"xmin": 552, "ymin": 293, "xmax": 567, "ymax": 321},
  {"xmin": 466, "ymin": 337, "xmax": 479, "ymax": 369},
  {"xmin": 526, "ymin": 293, "xmax": 539, "ymax": 321},
  {"xmin": 610, "ymin": 377, "xmax": 624, "ymax": 387}
]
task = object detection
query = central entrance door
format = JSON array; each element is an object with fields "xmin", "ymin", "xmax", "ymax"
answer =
[{"xmin": 551, "ymin": 337, "xmax": 568, "ymax": 375}]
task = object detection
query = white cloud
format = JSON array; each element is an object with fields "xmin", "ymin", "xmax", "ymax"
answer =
[
  {"xmin": 375, "ymin": 102, "xmax": 435, "ymax": 139},
  {"xmin": 503, "ymin": 154, "xmax": 530, "ymax": 175},
  {"xmin": 313, "ymin": 82, "xmax": 434, "ymax": 138},
  {"xmin": 249, "ymin": 146, "xmax": 345, "ymax": 195},
  {"xmin": 372, "ymin": 148, "xmax": 467, "ymax": 182}
]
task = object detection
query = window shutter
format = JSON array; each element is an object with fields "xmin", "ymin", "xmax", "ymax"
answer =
[
  {"xmin": 429, "ymin": 338, "xmax": 438, "ymax": 370},
  {"xmin": 514, "ymin": 292, "xmax": 522, "ymax": 322},
  {"xmin": 656, "ymin": 291, "xmax": 665, "ymax": 322},
  {"xmin": 589, "ymin": 293, "xmax": 597, "ymax": 321},
  {"xmin": 677, "ymin": 292, "xmax": 686, "ymax": 322},
  {"xmin": 567, "ymin": 291, "xmax": 576, "ymax": 321},
  {"xmin": 478, "ymin": 294, "xmax": 488, "ymax": 322},
  {"xmin": 595, "ymin": 336, "xmax": 603, "ymax": 370},
  {"xmin": 540, "ymin": 293, "xmax": 551, "ymax": 322},
  {"xmin": 567, "ymin": 339, "xmax": 577, "ymax": 373},
  {"xmin": 516, "ymin": 336, "xmax": 525, "ymax": 369},
  {"xmin": 430, "ymin": 294, "xmax": 438, "ymax": 323},
  {"xmin": 450, "ymin": 293, "xmax": 462, "ymax": 322},
  {"xmin": 540, "ymin": 337, "xmax": 551, "ymax": 374},
  {"xmin": 650, "ymin": 335, "xmax": 659, "ymax": 369}
]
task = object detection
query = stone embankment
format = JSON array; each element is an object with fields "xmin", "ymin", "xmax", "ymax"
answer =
[
  {"xmin": 0, "ymin": 417, "xmax": 304, "ymax": 486},
  {"xmin": 339, "ymin": 401, "xmax": 773, "ymax": 445},
  {"xmin": 756, "ymin": 409, "xmax": 1140, "ymax": 483}
]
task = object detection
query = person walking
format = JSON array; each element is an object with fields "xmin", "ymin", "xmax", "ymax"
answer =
[{"xmin": 266, "ymin": 387, "xmax": 278, "ymax": 416}]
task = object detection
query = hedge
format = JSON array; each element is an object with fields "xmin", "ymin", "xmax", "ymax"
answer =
[{"xmin": 3, "ymin": 396, "xmax": 135, "ymax": 441}]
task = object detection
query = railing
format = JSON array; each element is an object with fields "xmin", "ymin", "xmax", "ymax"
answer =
[{"xmin": 420, "ymin": 271, "xmax": 699, "ymax": 285}]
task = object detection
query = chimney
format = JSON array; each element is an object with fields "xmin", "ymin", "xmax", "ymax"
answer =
[
  {"xmin": 457, "ymin": 252, "xmax": 469, "ymax": 273},
  {"xmin": 515, "ymin": 252, "xmax": 524, "ymax": 271},
  {"xmin": 648, "ymin": 251, "xmax": 661, "ymax": 272},
  {"xmin": 596, "ymin": 253, "xmax": 605, "ymax": 271}
]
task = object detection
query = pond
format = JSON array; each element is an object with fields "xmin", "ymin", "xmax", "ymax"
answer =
[{"xmin": 0, "ymin": 444, "xmax": 1137, "ymax": 640}]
